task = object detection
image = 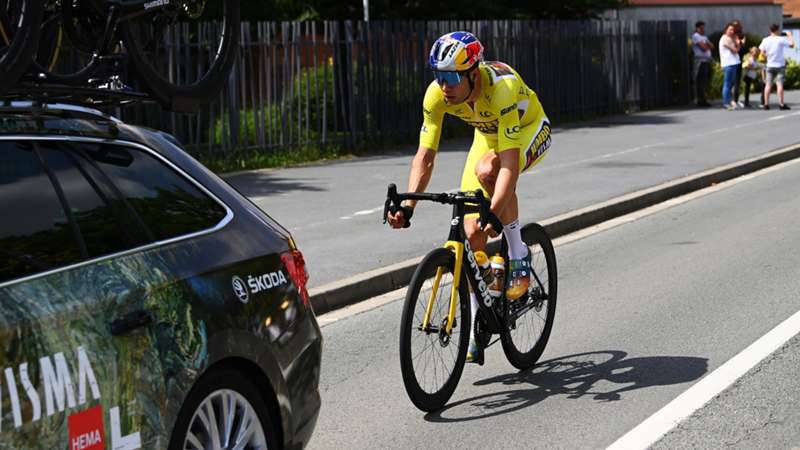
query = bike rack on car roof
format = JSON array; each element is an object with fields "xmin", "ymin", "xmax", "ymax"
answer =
[{"xmin": 0, "ymin": 83, "xmax": 151, "ymax": 122}]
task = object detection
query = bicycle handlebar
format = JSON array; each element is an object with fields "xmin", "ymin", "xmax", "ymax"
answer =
[{"xmin": 383, "ymin": 183, "xmax": 503, "ymax": 233}]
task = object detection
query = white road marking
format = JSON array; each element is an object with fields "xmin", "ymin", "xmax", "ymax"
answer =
[
  {"xmin": 354, "ymin": 207, "xmax": 383, "ymax": 216},
  {"xmin": 608, "ymin": 307, "xmax": 800, "ymax": 450}
]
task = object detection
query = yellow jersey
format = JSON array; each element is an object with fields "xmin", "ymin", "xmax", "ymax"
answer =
[{"xmin": 419, "ymin": 61, "xmax": 547, "ymax": 153}]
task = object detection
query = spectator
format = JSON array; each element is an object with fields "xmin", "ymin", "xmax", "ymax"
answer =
[
  {"xmin": 732, "ymin": 20, "xmax": 747, "ymax": 107},
  {"xmin": 759, "ymin": 23, "xmax": 796, "ymax": 110},
  {"xmin": 741, "ymin": 47, "xmax": 765, "ymax": 108},
  {"xmin": 719, "ymin": 23, "xmax": 742, "ymax": 110},
  {"xmin": 691, "ymin": 21, "xmax": 713, "ymax": 107}
]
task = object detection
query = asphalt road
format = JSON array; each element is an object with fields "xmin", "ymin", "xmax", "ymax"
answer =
[
  {"xmin": 227, "ymin": 91, "xmax": 800, "ymax": 289},
  {"xmin": 306, "ymin": 150, "xmax": 800, "ymax": 448}
]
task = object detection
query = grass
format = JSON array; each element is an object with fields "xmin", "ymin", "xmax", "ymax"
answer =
[{"xmin": 197, "ymin": 144, "xmax": 345, "ymax": 173}]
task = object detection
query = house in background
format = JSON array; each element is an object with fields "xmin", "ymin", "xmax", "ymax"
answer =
[
  {"xmin": 777, "ymin": 0, "xmax": 800, "ymax": 60},
  {"xmin": 603, "ymin": 0, "xmax": 783, "ymax": 35}
]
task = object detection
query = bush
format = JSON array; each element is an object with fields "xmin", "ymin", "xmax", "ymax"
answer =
[
  {"xmin": 213, "ymin": 63, "xmax": 336, "ymax": 147},
  {"xmin": 702, "ymin": 58, "xmax": 800, "ymax": 102}
]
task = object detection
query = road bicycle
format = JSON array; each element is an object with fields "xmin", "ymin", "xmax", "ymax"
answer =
[
  {"xmin": 384, "ymin": 184, "xmax": 557, "ymax": 412},
  {"xmin": 0, "ymin": 0, "xmax": 239, "ymax": 111}
]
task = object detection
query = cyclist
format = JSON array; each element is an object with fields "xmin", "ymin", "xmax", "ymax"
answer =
[{"xmin": 386, "ymin": 31, "xmax": 552, "ymax": 364}]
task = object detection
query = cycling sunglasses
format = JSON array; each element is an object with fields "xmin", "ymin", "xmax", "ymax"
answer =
[{"xmin": 432, "ymin": 70, "xmax": 465, "ymax": 86}]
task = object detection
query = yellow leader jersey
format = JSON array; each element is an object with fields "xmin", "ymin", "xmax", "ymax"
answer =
[{"xmin": 419, "ymin": 61, "xmax": 547, "ymax": 153}]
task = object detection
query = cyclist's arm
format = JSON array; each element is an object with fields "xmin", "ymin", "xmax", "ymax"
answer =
[
  {"xmin": 409, "ymin": 82, "xmax": 446, "ymax": 207},
  {"xmin": 404, "ymin": 146, "xmax": 436, "ymax": 209}
]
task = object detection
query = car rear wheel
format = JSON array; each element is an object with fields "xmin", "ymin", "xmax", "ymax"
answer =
[{"xmin": 169, "ymin": 369, "xmax": 279, "ymax": 450}]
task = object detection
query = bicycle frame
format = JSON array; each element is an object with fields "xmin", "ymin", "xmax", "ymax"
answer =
[{"xmin": 420, "ymin": 201, "xmax": 507, "ymax": 337}]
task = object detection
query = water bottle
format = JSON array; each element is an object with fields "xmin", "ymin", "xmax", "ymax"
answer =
[{"xmin": 489, "ymin": 253, "xmax": 505, "ymax": 298}]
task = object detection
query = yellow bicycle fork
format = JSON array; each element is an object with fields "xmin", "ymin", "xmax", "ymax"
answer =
[{"xmin": 421, "ymin": 240, "xmax": 464, "ymax": 335}]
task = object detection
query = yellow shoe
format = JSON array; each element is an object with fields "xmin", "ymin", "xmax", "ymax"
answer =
[{"xmin": 506, "ymin": 251, "xmax": 532, "ymax": 301}]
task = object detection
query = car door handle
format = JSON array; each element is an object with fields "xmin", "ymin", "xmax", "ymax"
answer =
[{"xmin": 110, "ymin": 310, "xmax": 153, "ymax": 336}]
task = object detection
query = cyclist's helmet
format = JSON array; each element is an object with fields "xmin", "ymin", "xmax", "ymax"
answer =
[{"xmin": 428, "ymin": 31, "xmax": 484, "ymax": 72}]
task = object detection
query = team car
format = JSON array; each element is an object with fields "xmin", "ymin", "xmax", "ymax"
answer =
[{"xmin": 0, "ymin": 101, "xmax": 321, "ymax": 449}]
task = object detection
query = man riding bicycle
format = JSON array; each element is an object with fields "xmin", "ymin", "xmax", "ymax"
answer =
[{"xmin": 386, "ymin": 31, "xmax": 552, "ymax": 364}]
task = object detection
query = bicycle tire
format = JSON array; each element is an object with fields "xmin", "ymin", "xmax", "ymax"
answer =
[
  {"xmin": 500, "ymin": 223, "xmax": 557, "ymax": 370},
  {"xmin": 118, "ymin": 0, "xmax": 240, "ymax": 112},
  {"xmin": 28, "ymin": 0, "xmax": 105, "ymax": 85},
  {"xmin": 399, "ymin": 247, "xmax": 470, "ymax": 412},
  {"xmin": 0, "ymin": 0, "xmax": 43, "ymax": 95}
]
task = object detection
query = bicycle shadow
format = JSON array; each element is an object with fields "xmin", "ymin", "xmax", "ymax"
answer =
[{"xmin": 424, "ymin": 350, "xmax": 708, "ymax": 423}]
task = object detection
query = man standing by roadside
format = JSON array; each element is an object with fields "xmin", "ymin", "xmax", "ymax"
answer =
[
  {"xmin": 760, "ymin": 23, "xmax": 796, "ymax": 110},
  {"xmin": 719, "ymin": 23, "xmax": 742, "ymax": 110},
  {"xmin": 691, "ymin": 21, "xmax": 713, "ymax": 107}
]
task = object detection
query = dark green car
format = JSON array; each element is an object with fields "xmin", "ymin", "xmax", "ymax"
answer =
[{"xmin": 0, "ymin": 102, "xmax": 322, "ymax": 449}]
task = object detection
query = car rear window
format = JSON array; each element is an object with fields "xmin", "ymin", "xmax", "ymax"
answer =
[
  {"xmin": 0, "ymin": 139, "xmax": 229, "ymax": 284},
  {"xmin": 76, "ymin": 142, "xmax": 228, "ymax": 242}
]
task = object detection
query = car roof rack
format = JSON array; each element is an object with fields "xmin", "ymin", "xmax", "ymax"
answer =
[
  {"xmin": 0, "ymin": 100, "xmax": 124, "ymax": 123},
  {"xmin": 2, "ymin": 83, "xmax": 151, "ymax": 109}
]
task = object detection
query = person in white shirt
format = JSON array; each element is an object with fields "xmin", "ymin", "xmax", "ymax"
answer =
[
  {"xmin": 719, "ymin": 23, "xmax": 742, "ymax": 110},
  {"xmin": 759, "ymin": 23, "xmax": 796, "ymax": 110},
  {"xmin": 691, "ymin": 21, "xmax": 713, "ymax": 107}
]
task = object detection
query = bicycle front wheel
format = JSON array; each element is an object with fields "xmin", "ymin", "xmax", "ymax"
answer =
[
  {"xmin": 501, "ymin": 223, "xmax": 557, "ymax": 370},
  {"xmin": 399, "ymin": 247, "xmax": 470, "ymax": 412},
  {"xmin": 0, "ymin": 0, "xmax": 42, "ymax": 94},
  {"xmin": 119, "ymin": 0, "xmax": 240, "ymax": 112}
]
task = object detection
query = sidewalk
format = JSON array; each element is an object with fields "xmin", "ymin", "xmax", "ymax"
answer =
[{"xmin": 225, "ymin": 92, "xmax": 800, "ymax": 309}]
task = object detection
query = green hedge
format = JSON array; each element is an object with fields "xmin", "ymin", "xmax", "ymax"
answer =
[{"xmin": 704, "ymin": 58, "xmax": 800, "ymax": 101}]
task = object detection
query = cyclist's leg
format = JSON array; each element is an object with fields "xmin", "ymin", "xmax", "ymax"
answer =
[
  {"xmin": 505, "ymin": 116, "xmax": 553, "ymax": 300},
  {"xmin": 460, "ymin": 132, "xmax": 491, "ymax": 364}
]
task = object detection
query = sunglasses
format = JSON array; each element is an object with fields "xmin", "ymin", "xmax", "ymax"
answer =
[{"xmin": 433, "ymin": 70, "xmax": 467, "ymax": 86}]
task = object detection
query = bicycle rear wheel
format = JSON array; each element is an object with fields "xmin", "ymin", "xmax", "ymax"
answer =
[
  {"xmin": 399, "ymin": 247, "xmax": 470, "ymax": 412},
  {"xmin": 119, "ymin": 0, "xmax": 240, "ymax": 112},
  {"xmin": 0, "ymin": 0, "xmax": 42, "ymax": 95},
  {"xmin": 500, "ymin": 223, "xmax": 557, "ymax": 370}
]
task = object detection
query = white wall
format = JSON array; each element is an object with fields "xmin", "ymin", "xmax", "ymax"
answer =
[{"xmin": 603, "ymin": 5, "xmax": 784, "ymax": 37}]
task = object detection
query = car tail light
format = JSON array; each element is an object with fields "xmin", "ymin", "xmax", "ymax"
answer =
[{"xmin": 281, "ymin": 249, "xmax": 310, "ymax": 307}]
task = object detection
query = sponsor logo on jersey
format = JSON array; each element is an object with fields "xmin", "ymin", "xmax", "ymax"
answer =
[
  {"xmin": 466, "ymin": 120, "xmax": 498, "ymax": 134},
  {"xmin": 504, "ymin": 125, "xmax": 521, "ymax": 139},
  {"xmin": 523, "ymin": 122, "xmax": 552, "ymax": 171},
  {"xmin": 479, "ymin": 110, "xmax": 493, "ymax": 118},
  {"xmin": 500, "ymin": 104, "xmax": 516, "ymax": 116}
]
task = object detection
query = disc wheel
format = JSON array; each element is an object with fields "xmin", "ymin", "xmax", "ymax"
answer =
[
  {"xmin": 500, "ymin": 223, "xmax": 557, "ymax": 370},
  {"xmin": 119, "ymin": 0, "xmax": 240, "ymax": 111},
  {"xmin": 399, "ymin": 247, "xmax": 470, "ymax": 412}
]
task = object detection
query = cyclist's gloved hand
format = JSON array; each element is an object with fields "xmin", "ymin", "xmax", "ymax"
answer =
[{"xmin": 387, "ymin": 205, "xmax": 414, "ymax": 229}]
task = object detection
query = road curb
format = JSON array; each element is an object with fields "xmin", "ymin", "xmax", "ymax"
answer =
[{"xmin": 310, "ymin": 142, "xmax": 800, "ymax": 316}]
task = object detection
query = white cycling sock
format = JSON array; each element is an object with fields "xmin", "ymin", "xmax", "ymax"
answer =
[
  {"xmin": 469, "ymin": 291, "xmax": 478, "ymax": 344},
  {"xmin": 505, "ymin": 219, "xmax": 528, "ymax": 260}
]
